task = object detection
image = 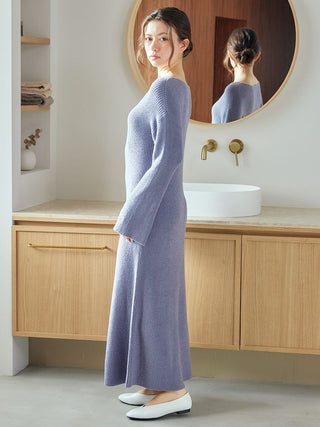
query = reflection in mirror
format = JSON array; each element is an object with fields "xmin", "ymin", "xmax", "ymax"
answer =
[
  {"xmin": 211, "ymin": 27, "xmax": 263, "ymax": 124},
  {"xmin": 128, "ymin": 0, "xmax": 297, "ymax": 124}
]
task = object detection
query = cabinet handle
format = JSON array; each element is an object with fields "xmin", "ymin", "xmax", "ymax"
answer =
[{"xmin": 28, "ymin": 243, "xmax": 109, "ymax": 250}]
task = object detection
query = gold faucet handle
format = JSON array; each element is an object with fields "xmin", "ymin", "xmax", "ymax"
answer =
[{"xmin": 229, "ymin": 139, "xmax": 244, "ymax": 166}]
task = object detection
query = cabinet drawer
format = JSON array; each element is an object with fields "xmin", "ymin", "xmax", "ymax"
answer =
[{"xmin": 12, "ymin": 226, "xmax": 119, "ymax": 340}]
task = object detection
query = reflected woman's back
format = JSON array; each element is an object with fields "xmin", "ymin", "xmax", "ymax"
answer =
[{"xmin": 211, "ymin": 27, "xmax": 263, "ymax": 124}]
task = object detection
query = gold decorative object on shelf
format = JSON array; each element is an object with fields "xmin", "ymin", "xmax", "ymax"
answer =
[
  {"xmin": 21, "ymin": 128, "xmax": 43, "ymax": 171},
  {"xmin": 24, "ymin": 128, "xmax": 42, "ymax": 149}
]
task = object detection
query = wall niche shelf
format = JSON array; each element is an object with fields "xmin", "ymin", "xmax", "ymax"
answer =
[
  {"xmin": 20, "ymin": 10, "xmax": 51, "ymax": 173},
  {"xmin": 21, "ymin": 36, "xmax": 51, "ymax": 112},
  {"xmin": 21, "ymin": 36, "xmax": 50, "ymax": 45},
  {"xmin": 21, "ymin": 168, "xmax": 48, "ymax": 175},
  {"xmin": 21, "ymin": 105, "xmax": 50, "ymax": 112}
]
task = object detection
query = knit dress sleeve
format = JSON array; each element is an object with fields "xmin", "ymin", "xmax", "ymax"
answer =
[{"xmin": 113, "ymin": 78, "xmax": 188, "ymax": 246}]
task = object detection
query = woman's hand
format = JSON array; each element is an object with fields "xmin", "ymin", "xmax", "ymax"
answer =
[{"xmin": 122, "ymin": 235, "xmax": 133, "ymax": 242}]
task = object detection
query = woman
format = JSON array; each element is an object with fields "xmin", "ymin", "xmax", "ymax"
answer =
[
  {"xmin": 211, "ymin": 27, "xmax": 263, "ymax": 124},
  {"xmin": 104, "ymin": 7, "xmax": 193, "ymax": 421}
]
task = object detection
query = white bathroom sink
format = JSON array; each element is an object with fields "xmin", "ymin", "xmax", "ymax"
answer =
[{"xmin": 183, "ymin": 183, "xmax": 262, "ymax": 218}]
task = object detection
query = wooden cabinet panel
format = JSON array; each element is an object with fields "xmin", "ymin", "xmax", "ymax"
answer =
[
  {"xmin": 13, "ymin": 221, "xmax": 320, "ymax": 355},
  {"xmin": 241, "ymin": 236, "xmax": 320, "ymax": 354},
  {"xmin": 12, "ymin": 226, "xmax": 118, "ymax": 340},
  {"xmin": 185, "ymin": 232, "xmax": 241, "ymax": 350}
]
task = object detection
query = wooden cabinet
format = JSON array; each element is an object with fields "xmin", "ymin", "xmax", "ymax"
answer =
[
  {"xmin": 12, "ymin": 217, "xmax": 320, "ymax": 356},
  {"xmin": 12, "ymin": 224, "xmax": 119, "ymax": 340},
  {"xmin": 12, "ymin": 223, "xmax": 242, "ymax": 348},
  {"xmin": 185, "ymin": 232, "xmax": 241, "ymax": 350},
  {"xmin": 241, "ymin": 235, "xmax": 320, "ymax": 355}
]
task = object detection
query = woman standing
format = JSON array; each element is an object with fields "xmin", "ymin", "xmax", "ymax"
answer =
[
  {"xmin": 211, "ymin": 27, "xmax": 263, "ymax": 124},
  {"xmin": 104, "ymin": 7, "xmax": 193, "ymax": 420}
]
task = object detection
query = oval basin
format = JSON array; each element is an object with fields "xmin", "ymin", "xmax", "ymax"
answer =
[{"xmin": 183, "ymin": 183, "xmax": 262, "ymax": 218}]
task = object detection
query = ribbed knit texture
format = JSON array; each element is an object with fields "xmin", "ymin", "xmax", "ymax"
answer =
[
  {"xmin": 104, "ymin": 76, "xmax": 192, "ymax": 390},
  {"xmin": 211, "ymin": 81, "xmax": 263, "ymax": 124}
]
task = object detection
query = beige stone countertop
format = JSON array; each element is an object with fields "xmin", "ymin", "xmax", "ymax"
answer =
[{"xmin": 12, "ymin": 199, "xmax": 320, "ymax": 230}]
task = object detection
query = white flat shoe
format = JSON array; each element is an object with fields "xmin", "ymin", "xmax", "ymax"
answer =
[
  {"xmin": 118, "ymin": 392, "xmax": 157, "ymax": 406},
  {"xmin": 126, "ymin": 392, "xmax": 192, "ymax": 420}
]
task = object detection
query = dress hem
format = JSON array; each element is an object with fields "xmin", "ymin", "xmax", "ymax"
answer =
[{"xmin": 104, "ymin": 374, "xmax": 193, "ymax": 391}]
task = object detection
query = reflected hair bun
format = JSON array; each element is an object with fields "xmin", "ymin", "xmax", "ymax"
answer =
[
  {"xmin": 239, "ymin": 47, "xmax": 255, "ymax": 64},
  {"xmin": 227, "ymin": 27, "xmax": 260, "ymax": 66}
]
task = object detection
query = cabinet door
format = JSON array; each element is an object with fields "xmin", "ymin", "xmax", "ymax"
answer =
[
  {"xmin": 12, "ymin": 226, "xmax": 119, "ymax": 340},
  {"xmin": 185, "ymin": 232, "xmax": 241, "ymax": 350},
  {"xmin": 241, "ymin": 235, "xmax": 320, "ymax": 354}
]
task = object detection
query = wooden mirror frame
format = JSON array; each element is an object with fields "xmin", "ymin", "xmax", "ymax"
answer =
[{"xmin": 127, "ymin": 0, "xmax": 299, "ymax": 126}]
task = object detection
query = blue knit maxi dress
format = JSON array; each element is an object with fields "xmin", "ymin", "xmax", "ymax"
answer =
[{"xmin": 104, "ymin": 76, "xmax": 192, "ymax": 391}]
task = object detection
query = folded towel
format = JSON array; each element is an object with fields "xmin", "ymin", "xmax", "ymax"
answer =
[
  {"xmin": 21, "ymin": 87, "xmax": 52, "ymax": 97},
  {"xmin": 21, "ymin": 81, "xmax": 52, "ymax": 91},
  {"xmin": 21, "ymin": 94, "xmax": 54, "ymax": 106}
]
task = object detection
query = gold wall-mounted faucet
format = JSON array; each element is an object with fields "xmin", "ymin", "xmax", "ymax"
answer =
[
  {"xmin": 229, "ymin": 139, "xmax": 244, "ymax": 166},
  {"xmin": 201, "ymin": 139, "xmax": 218, "ymax": 160}
]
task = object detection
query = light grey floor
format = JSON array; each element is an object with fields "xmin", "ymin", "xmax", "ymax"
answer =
[{"xmin": 1, "ymin": 367, "xmax": 320, "ymax": 427}]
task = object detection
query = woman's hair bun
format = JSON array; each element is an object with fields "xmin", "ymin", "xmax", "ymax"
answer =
[
  {"xmin": 239, "ymin": 48, "xmax": 255, "ymax": 64},
  {"xmin": 226, "ymin": 27, "xmax": 260, "ymax": 67}
]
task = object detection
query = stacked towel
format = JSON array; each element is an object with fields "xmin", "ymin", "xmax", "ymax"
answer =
[{"xmin": 21, "ymin": 81, "xmax": 54, "ymax": 106}]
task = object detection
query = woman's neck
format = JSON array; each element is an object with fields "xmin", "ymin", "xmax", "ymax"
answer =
[
  {"xmin": 233, "ymin": 64, "xmax": 258, "ymax": 86},
  {"xmin": 157, "ymin": 63, "xmax": 186, "ymax": 83}
]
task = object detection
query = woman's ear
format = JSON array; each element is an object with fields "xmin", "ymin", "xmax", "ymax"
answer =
[
  {"xmin": 228, "ymin": 50, "xmax": 236, "ymax": 68},
  {"xmin": 228, "ymin": 50, "xmax": 235, "ymax": 62},
  {"xmin": 254, "ymin": 51, "xmax": 261, "ymax": 61},
  {"xmin": 181, "ymin": 38, "xmax": 190, "ymax": 53}
]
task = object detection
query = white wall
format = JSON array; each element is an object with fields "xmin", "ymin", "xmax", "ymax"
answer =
[
  {"xmin": 53, "ymin": 0, "xmax": 320, "ymax": 208},
  {"xmin": 53, "ymin": 0, "xmax": 139, "ymax": 201},
  {"xmin": 0, "ymin": 0, "xmax": 13, "ymax": 376},
  {"xmin": 0, "ymin": 0, "xmax": 28, "ymax": 376}
]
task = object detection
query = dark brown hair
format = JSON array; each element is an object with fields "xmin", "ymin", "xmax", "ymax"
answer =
[
  {"xmin": 137, "ymin": 7, "xmax": 193, "ymax": 66},
  {"xmin": 223, "ymin": 27, "xmax": 261, "ymax": 74}
]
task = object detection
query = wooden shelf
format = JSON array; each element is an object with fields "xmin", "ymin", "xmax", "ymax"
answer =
[
  {"xmin": 21, "ymin": 105, "xmax": 50, "ymax": 112},
  {"xmin": 21, "ymin": 36, "xmax": 50, "ymax": 45}
]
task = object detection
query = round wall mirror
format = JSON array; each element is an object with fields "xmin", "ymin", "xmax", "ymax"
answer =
[{"xmin": 127, "ymin": 0, "xmax": 298, "ymax": 125}]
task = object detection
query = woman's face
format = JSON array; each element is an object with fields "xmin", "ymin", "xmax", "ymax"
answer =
[{"xmin": 144, "ymin": 20, "xmax": 186, "ymax": 70}]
